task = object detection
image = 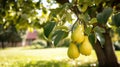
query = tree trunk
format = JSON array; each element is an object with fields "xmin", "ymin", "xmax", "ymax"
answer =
[
  {"xmin": 12, "ymin": 42, "xmax": 14, "ymax": 47},
  {"xmin": 93, "ymin": 32, "xmax": 120, "ymax": 67},
  {"xmin": 103, "ymin": 32, "xmax": 119, "ymax": 67},
  {"xmin": 1, "ymin": 41, "xmax": 5, "ymax": 49},
  {"xmin": 46, "ymin": 40, "xmax": 54, "ymax": 48},
  {"xmin": 93, "ymin": 40, "xmax": 107, "ymax": 67}
]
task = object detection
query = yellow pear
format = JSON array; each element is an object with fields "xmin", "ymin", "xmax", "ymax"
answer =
[
  {"xmin": 79, "ymin": 36, "xmax": 92, "ymax": 56},
  {"xmin": 71, "ymin": 24, "xmax": 84, "ymax": 44},
  {"xmin": 67, "ymin": 42, "xmax": 80, "ymax": 59}
]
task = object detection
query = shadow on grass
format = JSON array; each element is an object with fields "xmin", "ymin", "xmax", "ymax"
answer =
[
  {"xmin": 25, "ymin": 61, "xmax": 70, "ymax": 67},
  {"xmin": 24, "ymin": 61, "xmax": 98, "ymax": 67},
  {"xmin": 0, "ymin": 60, "xmax": 98, "ymax": 67}
]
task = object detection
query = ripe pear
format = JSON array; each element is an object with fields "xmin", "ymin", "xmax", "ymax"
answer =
[
  {"xmin": 67, "ymin": 42, "xmax": 80, "ymax": 59},
  {"xmin": 71, "ymin": 24, "xmax": 84, "ymax": 44},
  {"xmin": 79, "ymin": 36, "xmax": 92, "ymax": 56}
]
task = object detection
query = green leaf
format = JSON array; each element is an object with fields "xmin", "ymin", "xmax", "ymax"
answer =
[
  {"xmin": 95, "ymin": 31, "xmax": 105, "ymax": 47},
  {"xmin": 88, "ymin": 33, "xmax": 96, "ymax": 46},
  {"xmin": 116, "ymin": 28, "xmax": 120, "ymax": 36},
  {"xmin": 49, "ymin": 4, "xmax": 67, "ymax": 17},
  {"xmin": 97, "ymin": 7, "xmax": 112, "ymax": 24},
  {"xmin": 85, "ymin": 25, "xmax": 93, "ymax": 35},
  {"xmin": 93, "ymin": 26, "xmax": 105, "ymax": 33},
  {"xmin": 89, "ymin": 18, "xmax": 97, "ymax": 24},
  {"xmin": 78, "ymin": 4, "xmax": 88, "ymax": 12},
  {"xmin": 42, "ymin": 7, "xmax": 47, "ymax": 14},
  {"xmin": 43, "ymin": 21, "xmax": 56, "ymax": 38},
  {"xmin": 52, "ymin": 30, "xmax": 68, "ymax": 46},
  {"xmin": 93, "ymin": 26, "xmax": 105, "ymax": 46},
  {"xmin": 112, "ymin": 13, "xmax": 120, "ymax": 27},
  {"xmin": 94, "ymin": 0, "xmax": 102, "ymax": 6},
  {"xmin": 55, "ymin": 26, "xmax": 69, "ymax": 31},
  {"xmin": 79, "ymin": 13, "xmax": 90, "ymax": 23},
  {"xmin": 49, "ymin": 4, "xmax": 68, "ymax": 22},
  {"xmin": 81, "ymin": 4, "xmax": 88, "ymax": 12},
  {"xmin": 65, "ymin": 11, "xmax": 72, "ymax": 23}
]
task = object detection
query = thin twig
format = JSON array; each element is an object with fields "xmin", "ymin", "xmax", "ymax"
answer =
[{"xmin": 70, "ymin": 18, "xmax": 79, "ymax": 32}]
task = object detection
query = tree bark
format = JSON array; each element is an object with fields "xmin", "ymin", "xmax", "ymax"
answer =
[
  {"xmin": 56, "ymin": 0, "xmax": 69, "ymax": 4},
  {"xmin": 93, "ymin": 32, "xmax": 120, "ymax": 67},
  {"xmin": 46, "ymin": 40, "xmax": 54, "ymax": 48},
  {"xmin": 1, "ymin": 41, "xmax": 5, "ymax": 49},
  {"xmin": 93, "ymin": 40, "xmax": 107, "ymax": 67},
  {"xmin": 103, "ymin": 32, "xmax": 119, "ymax": 67}
]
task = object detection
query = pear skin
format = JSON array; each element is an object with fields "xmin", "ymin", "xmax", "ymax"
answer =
[
  {"xmin": 71, "ymin": 24, "xmax": 84, "ymax": 44},
  {"xmin": 79, "ymin": 36, "xmax": 92, "ymax": 56},
  {"xmin": 67, "ymin": 43, "xmax": 80, "ymax": 59}
]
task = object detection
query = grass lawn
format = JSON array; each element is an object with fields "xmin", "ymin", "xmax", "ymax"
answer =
[{"xmin": 0, "ymin": 47, "xmax": 120, "ymax": 67}]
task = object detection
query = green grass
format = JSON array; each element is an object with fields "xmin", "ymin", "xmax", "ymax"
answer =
[{"xmin": 0, "ymin": 47, "xmax": 120, "ymax": 67}]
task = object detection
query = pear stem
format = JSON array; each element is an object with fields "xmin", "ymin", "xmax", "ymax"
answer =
[{"xmin": 71, "ymin": 18, "xmax": 79, "ymax": 32}]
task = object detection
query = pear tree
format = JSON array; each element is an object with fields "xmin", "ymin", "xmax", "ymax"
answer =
[
  {"xmin": 0, "ymin": 0, "xmax": 120, "ymax": 67},
  {"xmin": 0, "ymin": 0, "xmax": 41, "ymax": 48},
  {"xmin": 43, "ymin": 0, "xmax": 120, "ymax": 67}
]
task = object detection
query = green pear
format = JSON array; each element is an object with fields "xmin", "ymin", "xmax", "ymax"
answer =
[
  {"xmin": 71, "ymin": 24, "xmax": 84, "ymax": 44},
  {"xmin": 79, "ymin": 36, "xmax": 92, "ymax": 56},
  {"xmin": 67, "ymin": 42, "xmax": 80, "ymax": 59}
]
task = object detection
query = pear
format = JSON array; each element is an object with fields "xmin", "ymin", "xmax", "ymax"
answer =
[
  {"xmin": 67, "ymin": 42, "xmax": 80, "ymax": 59},
  {"xmin": 71, "ymin": 24, "xmax": 84, "ymax": 44},
  {"xmin": 79, "ymin": 36, "xmax": 92, "ymax": 56}
]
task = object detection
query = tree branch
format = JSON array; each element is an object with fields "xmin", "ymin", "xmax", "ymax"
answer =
[{"xmin": 56, "ymin": 0, "xmax": 69, "ymax": 4}]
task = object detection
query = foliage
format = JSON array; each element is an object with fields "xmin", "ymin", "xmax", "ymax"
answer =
[
  {"xmin": 97, "ymin": 7, "xmax": 112, "ymax": 24},
  {"xmin": 112, "ymin": 13, "xmax": 120, "ymax": 27},
  {"xmin": 43, "ymin": 1, "xmax": 120, "ymax": 66},
  {"xmin": 0, "ymin": 0, "xmax": 41, "ymax": 29},
  {"xmin": 0, "ymin": 0, "xmax": 120, "ymax": 48},
  {"xmin": 0, "ymin": 0, "xmax": 42, "ymax": 48},
  {"xmin": 35, "ymin": 0, "xmax": 120, "ymax": 47},
  {"xmin": 0, "ymin": 23, "xmax": 22, "ymax": 48},
  {"xmin": 44, "ymin": 21, "xmax": 56, "ymax": 38}
]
